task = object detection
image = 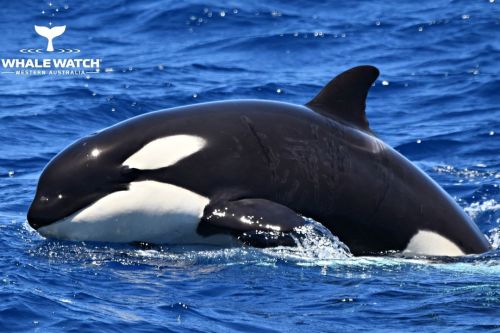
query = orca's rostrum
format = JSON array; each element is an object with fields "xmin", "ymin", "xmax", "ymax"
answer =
[{"xmin": 27, "ymin": 66, "xmax": 490, "ymax": 256}]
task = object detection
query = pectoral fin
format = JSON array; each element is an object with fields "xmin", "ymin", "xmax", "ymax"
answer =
[{"xmin": 197, "ymin": 198, "xmax": 305, "ymax": 247}]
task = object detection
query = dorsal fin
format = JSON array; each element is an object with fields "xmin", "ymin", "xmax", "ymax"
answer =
[{"xmin": 306, "ymin": 65, "xmax": 379, "ymax": 132}]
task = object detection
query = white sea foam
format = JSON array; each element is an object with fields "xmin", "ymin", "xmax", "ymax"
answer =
[
  {"xmin": 487, "ymin": 227, "xmax": 500, "ymax": 249},
  {"xmin": 434, "ymin": 165, "xmax": 499, "ymax": 180},
  {"xmin": 464, "ymin": 199, "xmax": 500, "ymax": 219},
  {"xmin": 262, "ymin": 218, "xmax": 352, "ymax": 263}
]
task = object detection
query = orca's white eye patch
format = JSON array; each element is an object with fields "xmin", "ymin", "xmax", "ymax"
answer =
[{"xmin": 123, "ymin": 135, "xmax": 206, "ymax": 170}]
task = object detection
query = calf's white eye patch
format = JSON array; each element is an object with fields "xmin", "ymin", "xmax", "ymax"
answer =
[{"xmin": 123, "ymin": 134, "xmax": 206, "ymax": 170}]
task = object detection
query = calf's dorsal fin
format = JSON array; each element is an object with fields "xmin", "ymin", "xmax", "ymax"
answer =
[{"xmin": 306, "ymin": 65, "xmax": 379, "ymax": 132}]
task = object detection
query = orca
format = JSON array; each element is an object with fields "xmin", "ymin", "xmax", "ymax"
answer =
[{"xmin": 27, "ymin": 66, "xmax": 490, "ymax": 256}]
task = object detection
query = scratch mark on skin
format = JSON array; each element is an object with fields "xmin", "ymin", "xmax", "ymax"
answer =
[{"xmin": 240, "ymin": 115, "xmax": 281, "ymax": 185}]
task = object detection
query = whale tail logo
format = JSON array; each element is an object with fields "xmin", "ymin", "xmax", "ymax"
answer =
[{"xmin": 34, "ymin": 25, "xmax": 66, "ymax": 52}]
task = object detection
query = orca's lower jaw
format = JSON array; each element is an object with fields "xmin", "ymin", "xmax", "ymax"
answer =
[
  {"xmin": 27, "ymin": 199, "xmax": 78, "ymax": 231},
  {"xmin": 26, "ymin": 208, "xmax": 57, "ymax": 231}
]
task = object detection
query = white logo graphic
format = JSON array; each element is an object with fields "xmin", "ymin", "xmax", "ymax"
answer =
[
  {"xmin": 1, "ymin": 4, "xmax": 102, "ymax": 76},
  {"xmin": 34, "ymin": 25, "xmax": 66, "ymax": 52},
  {"xmin": 1, "ymin": 23, "xmax": 101, "ymax": 76}
]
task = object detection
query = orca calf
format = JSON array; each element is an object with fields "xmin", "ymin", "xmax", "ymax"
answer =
[{"xmin": 27, "ymin": 66, "xmax": 490, "ymax": 256}]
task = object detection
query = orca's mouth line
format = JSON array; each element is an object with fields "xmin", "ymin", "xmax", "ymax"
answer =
[
  {"xmin": 36, "ymin": 207, "xmax": 87, "ymax": 234},
  {"xmin": 30, "ymin": 208, "xmax": 83, "ymax": 231}
]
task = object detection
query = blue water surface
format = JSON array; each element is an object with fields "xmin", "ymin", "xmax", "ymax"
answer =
[{"xmin": 0, "ymin": 0, "xmax": 499, "ymax": 332}]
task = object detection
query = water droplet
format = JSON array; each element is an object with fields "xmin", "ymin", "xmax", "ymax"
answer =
[
  {"xmin": 375, "ymin": 20, "xmax": 381, "ymax": 26},
  {"xmin": 8, "ymin": 171, "xmax": 14, "ymax": 177},
  {"xmin": 220, "ymin": 11, "xmax": 226, "ymax": 17},
  {"xmin": 418, "ymin": 26, "xmax": 424, "ymax": 32},
  {"xmin": 276, "ymin": 88, "xmax": 282, "ymax": 94},
  {"xmin": 158, "ymin": 64, "xmax": 164, "ymax": 70},
  {"xmin": 416, "ymin": 139, "xmax": 422, "ymax": 144},
  {"xmin": 193, "ymin": 93, "xmax": 198, "ymax": 98},
  {"xmin": 233, "ymin": 9, "xmax": 238, "ymax": 14},
  {"xmin": 462, "ymin": 14, "xmax": 470, "ymax": 20},
  {"xmin": 111, "ymin": 108, "xmax": 116, "ymax": 112},
  {"xmin": 382, "ymin": 80, "xmax": 389, "ymax": 86},
  {"xmin": 489, "ymin": 131, "xmax": 495, "ymax": 136}
]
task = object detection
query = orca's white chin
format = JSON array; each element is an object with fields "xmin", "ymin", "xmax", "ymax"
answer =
[{"xmin": 37, "ymin": 181, "xmax": 236, "ymax": 246}]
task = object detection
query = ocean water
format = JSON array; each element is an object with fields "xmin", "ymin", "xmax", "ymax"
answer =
[{"xmin": 0, "ymin": 0, "xmax": 499, "ymax": 332}]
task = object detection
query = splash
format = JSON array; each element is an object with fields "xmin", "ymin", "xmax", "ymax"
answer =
[
  {"xmin": 464, "ymin": 199, "xmax": 500, "ymax": 219},
  {"xmin": 462, "ymin": 199, "xmax": 499, "ymax": 249},
  {"xmin": 487, "ymin": 227, "xmax": 500, "ymax": 249},
  {"xmin": 262, "ymin": 218, "xmax": 352, "ymax": 262}
]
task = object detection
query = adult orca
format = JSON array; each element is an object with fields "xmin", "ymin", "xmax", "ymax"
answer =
[{"xmin": 27, "ymin": 66, "xmax": 490, "ymax": 256}]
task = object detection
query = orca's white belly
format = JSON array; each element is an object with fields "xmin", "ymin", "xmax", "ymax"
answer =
[{"xmin": 38, "ymin": 181, "xmax": 236, "ymax": 246}]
